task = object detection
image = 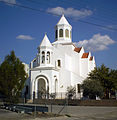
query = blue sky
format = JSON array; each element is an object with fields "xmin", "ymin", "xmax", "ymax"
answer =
[{"xmin": 0, "ymin": 0, "xmax": 117, "ymax": 69}]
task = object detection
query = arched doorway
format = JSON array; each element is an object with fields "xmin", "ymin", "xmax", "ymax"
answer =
[
  {"xmin": 34, "ymin": 75, "xmax": 49, "ymax": 99},
  {"xmin": 38, "ymin": 78, "xmax": 46, "ymax": 99}
]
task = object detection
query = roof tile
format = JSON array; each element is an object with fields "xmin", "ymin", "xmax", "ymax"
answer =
[
  {"xmin": 89, "ymin": 56, "xmax": 93, "ymax": 61},
  {"xmin": 74, "ymin": 47, "xmax": 82, "ymax": 53},
  {"xmin": 82, "ymin": 53, "xmax": 89, "ymax": 58}
]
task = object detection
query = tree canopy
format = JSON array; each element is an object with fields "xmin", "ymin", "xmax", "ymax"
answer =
[
  {"xmin": 0, "ymin": 51, "xmax": 27, "ymax": 103},
  {"xmin": 82, "ymin": 79, "xmax": 104, "ymax": 99},
  {"xmin": 82, "ymin": 64, "xmax": 117, "ymax": 99}
]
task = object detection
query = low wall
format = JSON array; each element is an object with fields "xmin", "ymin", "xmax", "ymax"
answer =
[{"xmin": 33, "ymin": 99, "xmax": 117, "ymax": 106}]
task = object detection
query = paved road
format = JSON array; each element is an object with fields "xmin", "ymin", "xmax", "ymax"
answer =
[
  {"xmin": 0, "ymin": 109, "xmax": 33, "ymax": 120},
  {"xmin": 46, "ymin": 105, "xmax": 117, "ymax": 120},
  {"xmin": 0, "ymin": 106, "xmax": 117, "ymax": 120},
  {"xmin": 48, "ymin": 105, "xmax": 117, "ymax": 116}
]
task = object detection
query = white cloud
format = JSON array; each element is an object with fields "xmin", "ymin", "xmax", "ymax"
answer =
[
  {"xmin": 75, "ymin": 34, "xmax": 115, "ymax": 52},
  {"xmin": 16, "ymin": 35, "xmax": 34, "ymax": 40},
  {"xmin": 0, "ymin": 0, "xmax": 16, "ymax": 4},
  {"xmin": 47, "ymin": 7, "xmax": 93, "ymax": 19}
]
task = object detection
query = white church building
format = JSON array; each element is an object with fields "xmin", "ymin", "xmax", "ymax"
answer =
[{"xmin": 26, "ymin": 15, "xmax": 96, "ymax": 99}]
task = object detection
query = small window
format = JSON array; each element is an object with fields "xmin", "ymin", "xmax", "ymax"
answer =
[
  {"xmin": 25, "ymin": 85, "xmax": 28, "ymax": 94},
  {"xmin": 70, "ymin": 30, "xmax": 71, "ymax": 38},
  {"xmin": 38, "ymin": 56, "xmax": 40, "ymax": 64},
  {"xmin": 65, "ymin": 29, "xmax": 69, "ymax": 38},
  {"xmin": 47, "ymin": 51, "xmax": 50, "ymax": 64},
  {"xmin": 55, "ymin": 30, "xmax": 58, "ymax": 39},
  {"xmin": 77, "ymin": 84, "xmax": 81, "ymax": 93},
  {"xmin": 33, "ymin": 59, "xmax": 37, "ymax": 67},
  {"xmin": 59, "ymin": 29, "xmax": 63, "ymax": 37},
  {"xmin": 58, "ymin": 60, "xmax": 61, "ymax": 67},
  {"xmin": 42, "ymin": 51, "xmax": 45, "ymax": 64}
]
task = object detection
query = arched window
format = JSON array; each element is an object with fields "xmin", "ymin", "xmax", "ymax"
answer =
[
  {"xmin": 59, "ymin": 29, "xmax": 63, "ymax": 37},
  {"xmin": 58, "ymin": 60, "xmax": 61, "ymax": 67},
  {"xmin": 42, "ymin": 51, "xmax": 45, "ymax": 64},
  {"xmin": 65, "ymin": 29, "xmax": 69, "ymax": 38},
  {"xmin": 46, "ymin": 51, "xmax": 50, "ymax": 64},
  {"xmin": 38, "ymin": 56, "xmax": 40, "ymax": 65},
  {"xmin": 70, "ymin": 30, "xmax": 71, "ymax": 38},
  {"xmin": 25, "ymin": 85, "xmax": 28, "ymax": 94},
  {"xmin": 77, "ymin": 84, "xmax": 81, "ymax": 93},
  {"xmin": 55, "ymin": 30, "xmax": 58, "ymax": 39},
  {"xmin": 33, "ymin": 59, "xmax": 37, "ymax": 67}
]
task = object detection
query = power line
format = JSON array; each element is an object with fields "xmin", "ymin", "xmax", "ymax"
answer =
[
  {"xmin": 76, "ymin": 0, "xmax": 117, "ymax": 15},
  {"xmin": 26, "ymin": 0, "xmax": 117, "ymax": 25},
  {"xmin": 0, "ymin": 1, "xmax": 117, "ymax": 32},
  {"xmin": 78, "ymin": 19, "xmax": 117, "ymax": 31},
  {"xmin": 51, "ymin": 0, "xmax": 117, "ymax": 24},
  {"xmin": 56, "ymin": 0, "xmax": 117, "ymax": 23},
  {"xmin": 0, "ymin": 0, "xmax": 51, "ymax": 15},
  {"xmin": 59, "ymin": 0, "xmax": 117, "ymax": 18},
  {"xmin": 25, "ymin": 0, "xmax": 56, "ymax": 7}
]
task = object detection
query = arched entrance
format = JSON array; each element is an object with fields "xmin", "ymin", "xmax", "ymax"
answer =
[
  {"xmin": 34, "ymin": 75, "xmax": 49, "ymax": 99},
  {"xmin": 38, "ymin": 78, "xmax": 46, "ymax": 91},
  {"xmin": 38, "ymin": 78, "xmax": 46, "ymax": 99}
]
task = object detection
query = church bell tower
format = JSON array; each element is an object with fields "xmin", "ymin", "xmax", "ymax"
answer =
[{"xmin": 54, "ymin": 15, "xmax": 72, "ymax": 44}]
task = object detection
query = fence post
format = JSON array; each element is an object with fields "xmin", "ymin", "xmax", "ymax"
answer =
[
  {"xmin": 66, "ymin": 97, "xmax": 68, "ymax": 114},
  {"xmin": 34, "ymin": 104, "xmax": 36, "ymax": 118},
  {"xmin": 61, "ymin": 92, "xmax": 62, "ymax": 99},
  {"xmin": 51, "ymin": 103, "xmax": 52, "ymax": 113}
]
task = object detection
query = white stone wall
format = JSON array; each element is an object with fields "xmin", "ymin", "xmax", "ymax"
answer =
[
  {"xmin": 28, "ymin": 43, "xmax": 96, "ymax": 99},
  {"xmin": 30, "ymin": 68, "xmax": 59, "ymax": 99},
  {"xmin": 26, "ymin": 15, "xmax": 96, "ymax": 100}
]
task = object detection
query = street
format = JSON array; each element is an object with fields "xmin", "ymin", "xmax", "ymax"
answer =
[{"xmin": 0, "ymin": 106, "xmax": 117, "ymax": 120}]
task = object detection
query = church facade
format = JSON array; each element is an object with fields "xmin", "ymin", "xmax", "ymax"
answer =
[{"xmin": 27, "ymin": 15, "xmax": 96, "ymax": 99}]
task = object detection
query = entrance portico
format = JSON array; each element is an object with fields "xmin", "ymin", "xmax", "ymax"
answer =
[{"xmin": 33, "ymin": 75, "xmax": 49, "ymax": 99}]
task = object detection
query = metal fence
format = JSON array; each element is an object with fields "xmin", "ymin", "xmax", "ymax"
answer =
[{"xmin": 30, "ymin": 92, "xmax": 82, "ymax": 100}]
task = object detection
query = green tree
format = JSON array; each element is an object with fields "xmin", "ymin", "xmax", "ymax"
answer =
[
  {"xmin": 109, "ymin": 69, "xmax": 117, "ymax": 97},
  {"xmin": 88, "ymin": 64, "xmax": 117, "ymax": 99},
  {"xmin": 0, "ymin": 51, "xmax": 27, "ymax": 103},
  {"xmin": 81, "ymin": 79, "xmax": 104, "ymax": 99},
  {"xmin": 109, "ymin": 69, "xmax": 117, "ymax": 90}
]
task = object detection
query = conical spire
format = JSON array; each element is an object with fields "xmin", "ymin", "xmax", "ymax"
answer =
[
  {"xmin": 40, "ymin": 33, "xmax": 52, "ymax": 47},
  {"xmin": 54, "ymin": 15, "xmax": 72, "ymax": 44},
  {"xmin": 56, "ymin": 14, "xmax": 71, "ymax": 26}
]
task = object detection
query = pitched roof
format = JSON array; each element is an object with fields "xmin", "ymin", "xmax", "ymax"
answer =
[
  {"xmin": 57, "ymin": 14, "xmax": 70, "ymax": 26},
  {"xmin": 89, "ymin": 56, "xmax": 93, "ymax": 61},
  {"xmin": 82, "ymin": 53, "xmax": 89, "ymax": 58},
  {"xmin": 40, "ymin": 34, "xmax": 52, "ymax": 47},
  {"xmin": 74, "ymin": 47, "xmax": 82, "ymax": 53}
]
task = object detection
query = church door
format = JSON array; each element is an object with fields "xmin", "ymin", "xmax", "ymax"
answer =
[{"xmin": 38, "ymin": 78, "xmax": 46, "ymax": 99}]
